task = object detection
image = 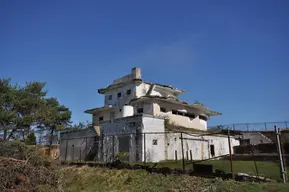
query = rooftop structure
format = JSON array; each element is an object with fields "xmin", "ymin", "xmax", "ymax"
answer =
[{"xmin": 85, "ymin": 68, "xmax": 221, "ymax": 130}]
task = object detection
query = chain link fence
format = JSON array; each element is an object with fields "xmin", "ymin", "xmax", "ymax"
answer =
[
  {"xmin": 59, "ymin": 128, "xmax": 289, "ymax": 182},
  {"xmin": 209, "ymin": 121, "xmax": 289, "ymax": 131}
]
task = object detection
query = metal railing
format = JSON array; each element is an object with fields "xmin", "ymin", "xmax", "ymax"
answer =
[{"xmin": 208, "ymin": 121, "xmax": 289, "ymax": 131}]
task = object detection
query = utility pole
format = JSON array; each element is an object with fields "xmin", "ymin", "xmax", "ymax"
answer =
[
  {"xmin": 275, "ymin": 125, "xmax": 287, "ymax": 183},
  {"xmin": 227, "ymin": 128, "xmax": 234, "ymax": 179}
]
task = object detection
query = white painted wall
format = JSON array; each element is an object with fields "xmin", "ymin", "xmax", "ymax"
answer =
[
  {"xmin": 149, "ymin": 132, "xmax": 240, "ymax": 162},
  {"xmin": 153, "ymin": 102, "xmax": 208, "ymax": 130},
  {"xmin": 93, "ymin": 111, "xmax": 112, "ymax": 124},
  {"xmin": 142, "ymin": 116, "xmax": 165, "ymax": 162},
  {"xmin": 104, "ymin": 82, "xmax": 139, "ymax": 108},
  {"xmin": 136, "ymin": 83, "xmax": 150, "ymax": 97},
  {"xmin": 135, "ymin": 82, "xmax": 179, "ymax": 98},
  {"xmin": 63, "ymin": 115, "xmax": 239, "ymax": 163}
]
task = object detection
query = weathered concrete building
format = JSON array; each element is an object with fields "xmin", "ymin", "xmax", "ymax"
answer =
[
  {"xmin": 60, "ymin": 114, "xmax": 239, "ymax": 162},
  {"xmin": 60, "ymin": 68, "xmax": 240, "ymax": 163},
  {"xmin": 85, "ymin": 67, "xmax": 221, "ymax": 131}
]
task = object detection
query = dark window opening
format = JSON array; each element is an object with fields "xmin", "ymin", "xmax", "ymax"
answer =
[
  {"xmin": 240, "ymin": 139, "xmax": 250, "ymax": 146},
  {"xmin": 172, "ymin": 110, "xmax": 195, "ymax": 118},
  {"xmin": 129, "ymin": 122, "xmax": 136, "ymax": 127},
  {"xmin": 119, "ymin": 109, "xmax": 122, "ymax": 112},
  {"xmin": 117, "ymin": 92, "xmax": 121, "ymax": 98},
  {"xmin": 187, "ymin": 113, "xmax": 196, "ymax": 118},
  {"xmin": 108, "ymin": 95, "xmax": 112, "ymax": 100},
  {"xmin": 160, "ymin": 107, "xmax": 166, "ymax": 112},
  {"xmin": 137, "ymin": 108, "xmax": 143, "ymax": 113},
  {"xmin": 126, "ymin": 89, "xmax": 131, "ymax": 95},
  {"xmin": 199, "ymin": 115, "xmax": 207, "ymax": 121},
  {"xmin": 99, "ymin": 116, "xmax": 104, "ymax": 121},
  {"xmin": 210, "ymin": 145, "xmax": 215, "ymax": 157},
  {"xmin": 153, "ymin": 140, "xmax": 158, "ymax": 145}
]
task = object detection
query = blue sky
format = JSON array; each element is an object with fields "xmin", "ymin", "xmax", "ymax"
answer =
[{"xmin": 1, "ymin": 0, "xmax": 289, "ymax": 126}]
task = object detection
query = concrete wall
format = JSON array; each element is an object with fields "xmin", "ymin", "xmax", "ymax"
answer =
[
  {"xmin": 153, "ymin": 102, "xmax": 207, "ymax": 130},
  {"xmin": 100, "ymin": 115, "xmax": 144, "ymax": 162},
  {"xmin": 59, "ymin": 128, "xmax": 97, "ymax": 161},
  {"xmin": 240, "ymin": 132, "xmax": 272, "ymax": 145},
  {"xmin": 142, "ymin": 116, "xmax": 165, "ymax": 162},
  {"xmin": 60, "ymin": 115, "xmax": 239, "ymax": 163},
  {"xmin": 93, "ymin": 110, "xmax": 112, "ymax": 124},
  {"xmin": 136, "ymin": 83, "xmax": 150, "ymax": 97},
  {"xmin": 104, "ymin": 82, "xmax": 139, "ymax": 108},
  {"xmin": 113, "ymin": 68, "xmax": 141, "ymax": 84},
  {"xmin": 135, "ymin": 82, "xmax": 179, "ymax": 98},
  {"xmin": 99, "ymin": 115, "xmax": 165, "ymax": 162},
  {"xmin": 147, "ymin": 132, "xmax": 240, "ymax": 162}
]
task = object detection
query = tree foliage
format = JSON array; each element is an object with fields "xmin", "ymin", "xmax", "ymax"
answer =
[
  {"xmin": 70, "ymin": 121, "xmax": 92, "ymax": 131},
  {"xmin": 0, "ymin": 78, "xmax": 72, "ymax": 144},
  {"xmin": 25, "ymin": 132, "xmax": 37, "ymax": 145},
  {"xmin": 38, "ymin": 98, "xmax": 71, "ymax": 146}
]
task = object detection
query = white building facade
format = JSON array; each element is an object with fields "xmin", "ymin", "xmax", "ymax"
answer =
[
  {"xmin": 85, "ymin": 68, "xmax": 221, "ymax": 131},
  {"xmin": 99, "ymin": 115, "xmax": 239, "ymax": 162},
  {"xmin": 70, "ymin": 68, "xmax": 240, "ymax": 163}
]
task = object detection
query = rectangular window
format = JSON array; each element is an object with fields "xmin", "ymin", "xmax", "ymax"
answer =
[
  {"xmin": 126, "ymin": 89, "xmax": 131, "ymax": 95},
  {"xmin": 160, "ymin": 107, "xmax": 166, "ymax": 112},
  {"xmin": 108, "ymin": 95, "xmax": 112, "ymax": 100},
  {"xmin": 117, "ymin": 92, "xmax": 121, "ymax": 98},
  {"xmin": 99, "ymin": 116, "xmax": 103, "ymax": 121},
  {"xmin": 137, "ymin": 108, "xmax": 143, "ymax": 113}
]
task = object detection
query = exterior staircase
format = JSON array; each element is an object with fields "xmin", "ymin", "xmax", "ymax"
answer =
[{"xmin": 257, "ymin": 132, "xmax": 273, "ymax": 143}]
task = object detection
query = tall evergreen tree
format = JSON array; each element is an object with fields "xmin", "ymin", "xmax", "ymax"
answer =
[{"xmin": 38, "ymin": 98, "xmax": 71, "ymax": 146}]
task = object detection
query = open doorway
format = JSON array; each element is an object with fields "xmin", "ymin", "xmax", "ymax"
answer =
[{"xmin": 210, "ymin": 144, "xmax": 215, "ymax": 158}]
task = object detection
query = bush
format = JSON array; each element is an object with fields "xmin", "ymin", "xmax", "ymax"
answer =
[
  {"xmin": 0, "ymin": 141, "xmax": 60, "ymax": 192},
  {"xmin": 0, "ymin": 141, "xmax": 50, "ymax": 166},
  {"xmin": 25, "ymin": 132, "xmax": 37, "ymax": 145}
]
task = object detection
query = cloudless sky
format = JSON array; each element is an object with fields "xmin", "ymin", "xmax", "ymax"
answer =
[{"xmin": 1, "ymin": 0, "xmax": 289, "ymax": 127}]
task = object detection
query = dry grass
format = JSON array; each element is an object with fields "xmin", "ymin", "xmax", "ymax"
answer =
[{"xmin": 60, "ymin": 166, "xmax": 289, "ymax": 192}]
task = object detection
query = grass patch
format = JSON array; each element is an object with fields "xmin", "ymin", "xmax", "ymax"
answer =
[
  {"xmin": 199, "ymin": 160, "xmax": 287, "ymax": 181},
  {"xmin": 60, "ymin": 166, "xmax": 289, "ymax": 192},
  {"xmin": 133, "ymin": 159, "xmax": 288, "ymax": 181}
]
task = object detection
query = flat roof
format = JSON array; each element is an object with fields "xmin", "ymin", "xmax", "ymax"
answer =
[
  {"xmin": 130, "ymin": 96, "xmax": 221, "ymax": 116},
  {"xmin": 97, "ymin": 79, "xmax": 185, "ymax": 94}
]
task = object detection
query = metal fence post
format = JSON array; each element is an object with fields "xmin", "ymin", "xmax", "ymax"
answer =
[
  {"xmin": 112, "ymin": 135, "xmax": 115, "ymax": 162},
  {"xmin": 227, "ymin": 129, "xmax": 234, "ymax": 179},
  {"xmin": 180, "ymin": 132, "xmax": 185, "ymax": 171},
  {"xmin": 79, "ymin": 147, "xmax": 82, "ymax": 162},
  {"xmin": 85, "ymin": 137, "xmax": 87, "ymax": 161},
  {"xmin": 64, "ymin": 139, "xmax": 68, "ymax": 162},
  {"xmin": 275, "ymin": 126, "xmax": 287, "ymax": 183},
  {"xmin": 72, "ymin": 145, "xmax": 74, "ymax": 162},
  {"xmin": 144, "ymin": 133, "xmax": 146, "ymax": 164},
  {"xmin": 175, "ymin": 150, "xmax": 178, "ymax": 162},
  {"xmin": 101, "ymin": 133, "xmax": 104, "ymax": 162}
]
